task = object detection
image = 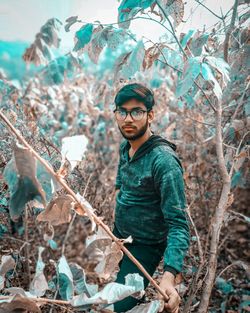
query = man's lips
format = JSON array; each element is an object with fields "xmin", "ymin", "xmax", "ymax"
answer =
[{"xmin": 123, "ymin": 126, "xmax": 135, "ymax": 130}]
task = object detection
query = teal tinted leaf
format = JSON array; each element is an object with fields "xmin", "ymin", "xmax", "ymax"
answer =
[
  {"xmin": 3, "ymin": 142, "xmax": 46, "ymax": 221},
  {"xmin": 205, "ymin": 56, "xmax": 230, "ymax": 84},
  {"xmin": 69, "ymin": 263, "xmax": 98, "ymax": 296},
  {"xmin": 48, "ymin": 239, "xmax": 58, "ymax": 250},
  {"xmin": 58, "ymin": 255, "xmax": 74, "ymax": 300},
  {"xmin": 190, "ymin": 33, "xmax": 209, "ymax": 56},
  {"xmin": 244, "ymin": 101, "xmax": 250, "ymax": 116},
  {"xmin": 159, "ymin": 47, "xmax": 183, "ymax": 71},
  {"xmin": 120, "ymin": 40, "xmax": 145, "ymax": 78},
  {"xmin": 29, "ymin": 247, "xmax": 48, "ymax": 297},
  {"xmin": 215, "ymin": 277, "xmax": 234, "ymax": 295},
  {"xmin": 73, "ymin": 23, "xmax": 94, "ymax": 52},
  {"xmin": 176, "ymin": 57, "xmax": 201, "ymax": 97},
  {"xmin": 118, "ymin": 0, "xmax": 154, "ymax": 29},
  {"xmin": 201, "ymin": 63, "xmax": 222, "ymax": 99},
  {"xmin": 181, "ymin": 29, "xmax": 196, "ymax": 48},
  {"xmin": 231, "ymin": 170, "xmax": 246, "ymax": 188},
  {"xmin": 0, "ymin": 225, "xmax": 8, "ymax": 237},
  {"xmin": 70, "ymin": 273, "xmax": 144, "ymax": 308}
]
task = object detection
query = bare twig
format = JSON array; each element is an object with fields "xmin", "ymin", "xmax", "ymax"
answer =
[
  {"xmin": 0, "ymin": 110, "xmax": 169, "ymax": 302},
  {"xmin": 24, "ymin": 204, "xmax": 31, "ymax": 285},
  {"xmin": 194, "ymin": 0, "xmax": 223, "ymax": 19},
  {"xmin": 198, "ymin": 99, "xmax": 231, "ymax": 313}
]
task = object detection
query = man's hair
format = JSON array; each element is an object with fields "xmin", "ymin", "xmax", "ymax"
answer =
[{"xmin": 114, "ymin": 83, "xmax": 155, "ymax": 110}]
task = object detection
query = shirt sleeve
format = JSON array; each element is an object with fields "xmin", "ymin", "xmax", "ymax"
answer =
[
  {"xmin": 115, "ymin": 146, "xmax": 123, "ymax": 190},
  {"xmin": 153, "ymin": 154, "xmax": 190, "ymax": 274}
]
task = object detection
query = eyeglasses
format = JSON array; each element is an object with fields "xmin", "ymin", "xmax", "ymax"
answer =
[{"xmin": 113, "ymin": 108, "xmax": 149, "ymax": 121}]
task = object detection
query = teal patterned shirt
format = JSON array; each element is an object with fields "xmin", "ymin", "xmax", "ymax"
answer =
[{"xmin": 114, "ymin": 134, "xmax": 190, "ymax": 274}]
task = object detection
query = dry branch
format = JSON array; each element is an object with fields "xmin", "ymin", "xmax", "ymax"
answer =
[{"xmin": 0, "ymin": 110, "xmax": 169, "ymax": 302}]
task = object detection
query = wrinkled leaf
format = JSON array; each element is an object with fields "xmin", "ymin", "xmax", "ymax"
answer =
[
  {"xmin": 69, "ymin": 263, "xmax": 98, "ymax": 297},
  {"xmin": 95, "ymin": 241, "xmax": 123, "ymax": 281},
  {"xmin": 157, "ymin": 0, "xmax": 184, "ymax": 27},
  {"xmin": 70, "ymin": 273, "xmax": 144, "ymax": 308},
  {"xmin": 37, "ymin": 195, "xmax": 75, "ymax": 226},
  {"xmin": 0, "ymin": 294, "xmax": 41, "ymax": 313}
]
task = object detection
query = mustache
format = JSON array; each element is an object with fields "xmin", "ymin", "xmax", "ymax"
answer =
[{"xmin": 122, "ymin": 125, "xmax": 136, "ymax": 129}]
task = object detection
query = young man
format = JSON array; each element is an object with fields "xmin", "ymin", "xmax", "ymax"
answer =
[{"xmin": 112, "ymin": 83, "xmax": 190, "ymax": 313}]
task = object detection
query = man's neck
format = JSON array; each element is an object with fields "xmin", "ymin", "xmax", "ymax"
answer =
[{"xmin": 128, "ymin": 129, "xmax": 153, "ymax": 153}]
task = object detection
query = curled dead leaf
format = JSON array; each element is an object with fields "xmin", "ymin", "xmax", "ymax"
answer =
[{"xmin": 37, "ymin": 195, "xmax": 75, "ymax": 226}]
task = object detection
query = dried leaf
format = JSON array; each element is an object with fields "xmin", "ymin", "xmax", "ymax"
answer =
[
  {"xmin": 37, "ymin": 195, "xmax": 75, "ymax": 226},
  {"xmin": 0, "ymin": 294, "xmax": 41, "ymax": 313},
  {"xmin": 0, "ymin": 255, "xmax": 15, "ymax": 289},
  {"xmin": 157, "ymin": 0, "xmax": 184, "ymax": 26},
  {"xmin": 29, "ymin": 247, "xmax": 48, "ymax": 297},
  {"xmin": 65, "ymin": 16, "xmax": 78, "ymax": 32}
]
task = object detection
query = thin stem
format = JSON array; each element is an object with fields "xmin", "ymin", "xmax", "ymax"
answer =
[
  {"xmin": 194, "ymin": 0, "xmax": 223, "ymax": 20},
  {"xmin": 224, "ymin": 0, "xmax": 239, "ymax": 62},
  {"xmin": 155, "ymin": 0, "xmax": 188, "ymax": 58}
]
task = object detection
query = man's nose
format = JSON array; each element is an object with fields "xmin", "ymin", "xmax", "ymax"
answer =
[{"xmin": 124, "ymin": 112, "xmax": 133, "ymax": 122}]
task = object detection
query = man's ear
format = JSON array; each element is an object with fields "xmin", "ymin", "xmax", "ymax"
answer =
[{"xmin": 148, "ymin": 109, "xmax": 154, "ymax": 123}]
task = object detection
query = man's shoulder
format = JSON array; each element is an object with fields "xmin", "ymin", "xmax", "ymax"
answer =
[{"xmin": 150, "ymin": 145, "xmax": 183, "ymax": 172}]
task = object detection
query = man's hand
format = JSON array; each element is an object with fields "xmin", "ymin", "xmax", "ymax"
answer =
[{"xmin": 157, "ymin": 271, "xmax": 180, "ymax": 313}]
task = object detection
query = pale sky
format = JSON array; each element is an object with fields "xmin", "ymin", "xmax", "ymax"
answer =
[{"xmin": 0, "ymin": 0, "xmax": 235, "ymax": 52}]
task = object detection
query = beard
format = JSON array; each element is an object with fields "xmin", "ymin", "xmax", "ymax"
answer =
[{"xmin": 118, "ymin": 118, "xmax": 149, "ymax": 141}]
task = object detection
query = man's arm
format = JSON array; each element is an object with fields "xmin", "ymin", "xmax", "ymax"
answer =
[{"xmin": 153, "ymin": 154, "xmax": 190, "ymax": 312}]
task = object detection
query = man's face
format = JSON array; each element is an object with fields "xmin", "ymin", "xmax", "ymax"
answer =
[{"xmin": 114, "ymin": 99, "xmax": 154, "ymax": 141}]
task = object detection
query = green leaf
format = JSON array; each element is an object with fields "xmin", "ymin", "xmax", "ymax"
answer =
[
  {"xmin": 176, "ymin": 57, "xmax": 201, "ymax": 97},
  {"xmin": 73, "ymin": 23, "xmax": 94, "ymax": 52}
]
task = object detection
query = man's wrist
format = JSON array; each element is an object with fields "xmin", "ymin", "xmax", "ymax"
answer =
[{"xmin": 163, "ymin": 265, "xmax": 179, "ymax": 278}]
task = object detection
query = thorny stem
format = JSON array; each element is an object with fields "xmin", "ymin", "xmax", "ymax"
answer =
[{"xmin": 0, "ymin": 110, "xmax": 169, "ymax": 302}]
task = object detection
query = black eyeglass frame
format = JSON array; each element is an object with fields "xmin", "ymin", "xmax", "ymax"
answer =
[{"xmin": 113, "ymin": 108, "xmax": 151, "ymax": 121}]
